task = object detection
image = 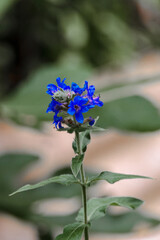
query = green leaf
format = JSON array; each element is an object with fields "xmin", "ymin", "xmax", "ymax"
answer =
[
  {"xmin": 87, "ymin": 171, "xmax": 151, "ymax": 185},
  {"xmin": 0, "ymin": 156, "xmax": 81, "ymax": 216},
  {"xmin": 72, "ymin": 130, "xmax": 91, "ymax": 154},
  {"xmin": 90, "ymin": 95, "xmax": 160, "ymax": 132},
  {"xmin": 91, "ymin": 211, "xmax": 160, "ymax": 233},
  {"xmin": 71, "ymin": 154, "xmax": 84, "ymax": 177},
  {"xmin": 80, "ymin": 130, "xmax": 91, "ymax": 153},
  {"xmin": 10, "ymin": 174, "xmax": 78, "ymax": 196},
  {"xmin": 72, "ymin": 138, "xmax": 78, "ymax": 154},
  {"xmin": 76, "ymin": 197, "xmax": 143, "ymax": 222},
  {"xmin": 55, "ymin": 222, "xmax": 85, "ymax": 240},
  {"xmin": 91, "ymin": 126, "xmax": 106, "ymax": 132}
]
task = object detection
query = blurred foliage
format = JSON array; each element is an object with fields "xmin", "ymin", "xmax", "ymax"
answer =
[
  {"xmin": 91, "ymin": 211, "xmax": 160, "ymax": 233},
  {"xmin": 31, "ymin": 211, "xmax": 160, "ymax": 234},
  {"xmin": 1, "ymin": 0, "xmax": 160, "ymax": 96},
  {"xmin": 90, "ymin": 95, "xmax": 160, "ymax": 132},
  {"xmin": 0, "ymin": 0, "xmax": 17, "ymax": 18}
]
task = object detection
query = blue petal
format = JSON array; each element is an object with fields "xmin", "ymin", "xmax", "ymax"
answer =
[
  {"xmin": 56, "ymin": 77, "xmax": 61, "ymax": 86},
  {"xmin": 56, "ymin": 77, "xmax": 70, "ymax": 90},
  {"xmin": 93, "ymin": 96, "xmax": 103, "ymax": 107},
  {"xmin": 68, "ymin": 107, "xmax": 76, "ymax": 115},
  {"xmin": 97, "ymin": 100, "xmax": 103, "ymax": 107},
  {"xmin": 71, "ymin": 82, "xmax": 80, "ymax": 92},
  {"xmin": 89, "ymin": 117, "xmax": 95, "ymax": 126},
  {"xmin": 68, "ymin": 100, "xmax": 74, "ymax": 108},
  {"xmin": 71, "ymin": 82, "xmax": 84, "ymax": 94},
  {"xmin": 74, "ymin": 96, "xmax": 88, "ymax": 106},
  {"xmin": 75, "ymin": 111, "xmax": 84, "ymax": 123},
  {"xmin": 88, "ymin": 104, "xmax": 95, "ymax": 109},
  {"xmin": 46, "ymin": 84, "xmax": 57, "ymax": 95},
  {"xmin": 64, "ymin": 85, "xmax": 70, "ymax": 90},
  {"xmin": 84, "ymin": 81, "xmax": 88, "ymax": 91},
  {"xmin": 62, "ymin": 78, "xmax": 66, "ymax": 84},
  {"xmin": 58, "ymin": 122, "xmax": 63, "ymax": 128},
  {"xmin": 73, "ymin": 95, "xmax": 81, "ymax": 105},
  {"xmin": 46, "ymin": 99, "xmax": 61, "ymax": 114},
  {"xmin": 46, "ymin": 89, "xmax": 53, "ymax": 96},
  {"xmin": 46, "ymin": 100, "xmax": 54, "ymax": 113},
  {"xmin": 53, "ymin": 115, "xmax": 63, "ymax": 129},
  {"xmin": 46, "ymin": 106, "xmax": 51, "ymax": 113},
  {"xmin": 81, "ymin": 105, "xmax": 90, "ymax": 113},
  {"xmin": 88, "ymin": 85, "xmax": 95, "ymax": 97},
  {"xmin": 80, "ymin": 97, "xmax": 88, "ymax": 105},
  {"xmin": 47, "ymin": 84, "xmax": 57, "ymax": 91}
]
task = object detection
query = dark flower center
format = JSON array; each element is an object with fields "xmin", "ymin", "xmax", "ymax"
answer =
[
  {"xmin": 55, "ymin": 105, "xmax": 61, "ymax": 111},
  {"xmin": 74, "ymin": 105, "xmax": 81, "ymax": 112}
]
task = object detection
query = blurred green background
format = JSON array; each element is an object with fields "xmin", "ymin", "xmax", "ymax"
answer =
[{"xmin": 1, "ymin": 0, "xmax": 160, "ymax": 239}]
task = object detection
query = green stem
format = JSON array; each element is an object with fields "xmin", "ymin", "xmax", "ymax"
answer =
[{"xmin": 75, "ymin": 130, "xmax": 89, "ymax": 240}]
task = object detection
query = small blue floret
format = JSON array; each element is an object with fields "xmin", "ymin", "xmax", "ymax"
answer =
[
  {"xmin": 53, "ymin": 114, "xmax": 63, "ymax": 129},
  {"xmin": 56, "ymin": 77, "xmax": 70, "ymax": 90},
  {"xmin": 71, "ymin": 82, "xmax": 85, "ymax": 94},
  {"xmin": 89, "ymin": 117, "xmax": 95, "ymax": 126},
  {"xmin": 68, "ymin": 96, "xmax": 90, "ymax": 124},
  {"xmin": 46, "ymin": 84, "xmax": 58, "ymax": 96},
  {"xmin": 46, "ymin": 98, "xmax": 61, "ymax": 114}
]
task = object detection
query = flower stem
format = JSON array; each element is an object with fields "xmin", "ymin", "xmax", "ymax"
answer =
[{"xmin": 75, "ymin": 130, "xmax": 89, "ymax": 240}]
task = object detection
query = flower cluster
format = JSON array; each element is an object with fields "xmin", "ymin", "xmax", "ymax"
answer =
[{"xmin": 46, "ymin": 77, "xmax": 103, "ymax": 129}]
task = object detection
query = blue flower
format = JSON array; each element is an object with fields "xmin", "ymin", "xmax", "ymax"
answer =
[
  {"xmin": 71, "ymin": 82, "xmax": 86, "ymax": 95},
  {"xmin": 84, "ymin": 81, "xmax": 95, "ymax": 97},
  {"xmin": 91, "ymin": 96, "xmax": 103, "ymax": 107},
  {"xmin": 46, "ymin": 77, "xmax": 103, "ymax": 128},
  {"xmin": 46, "ymin": 77, "xmax": 70, "ymax": 96},
  {"xmin": 56, "ymin": 77, "xmax": 70, "ymax": 90},
  {"xmin": 53, "ymin": 114, "xmax": 63, "ymax": 129},
  {"xmin": 46, "ymin": 84, "xmax": 58, "ymax": 96},
  {"xmin": 67, "ymin": 96, "xmax": 91, "ymax": 123},
  {"xmin": 84, "ymin": 81, "xmax": 103, "ymax": 107},
  {"xmin": 46, "ymin": 98, "xmax": 61, "ymax": 114},
  {"xmin": 88, "ymin": 117, "xmax": 95, "ymax": 126}
]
